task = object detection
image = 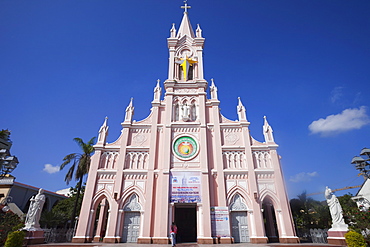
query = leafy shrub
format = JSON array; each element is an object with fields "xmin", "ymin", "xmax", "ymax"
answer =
[
  {"xmin": 0, "ymin": 208, "xmax": 23, "ymax": 246},
  {"xmin": 345, "ymin": 230, "xmax": 366, "ymax": 247},
  {"xmin": 4, "ymin": 230, "xmax": 25, "ymax": 247}
]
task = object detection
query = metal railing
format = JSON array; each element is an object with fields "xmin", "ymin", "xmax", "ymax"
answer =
[{"xmin": 43, "ymin": 228, "xmax": 74, "ymax": 243}]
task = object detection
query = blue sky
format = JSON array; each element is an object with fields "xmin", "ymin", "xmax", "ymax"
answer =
[{"xmin": 1, "ymin": 0, "xmax": 370, "ymax": 200}]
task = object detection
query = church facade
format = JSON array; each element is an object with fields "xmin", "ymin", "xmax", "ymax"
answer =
[{"xmin": 73, "ymin": 5, "xmax": 298, "ymax": 245}]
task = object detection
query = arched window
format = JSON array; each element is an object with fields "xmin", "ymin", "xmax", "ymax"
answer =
[
  {"xmin": 174, "ymin": 103, "xmax": 179, "ymax": 121},
  {"xmin": 190, "ymin": 103, "xmax": 196, "ymax": 121}
]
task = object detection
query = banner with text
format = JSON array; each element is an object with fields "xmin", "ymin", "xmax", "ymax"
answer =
[
  {"xmin": 210, "ymin": 206, "xmax": 231, "ymax": 237},
  {"xmin": 170, "ymin": 171, "xmax": 201, "ymax": 203}
]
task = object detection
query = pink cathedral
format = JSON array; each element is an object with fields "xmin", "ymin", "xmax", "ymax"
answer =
[{"xmin": 73, "ymin": 4, "xmax": 299, "ymax": 245}]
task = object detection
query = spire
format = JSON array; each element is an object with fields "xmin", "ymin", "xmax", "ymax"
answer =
[
  {"xmin": 177, "ymin": 2, "xmax": 195, "ymax": 38},
  {"xmin": 153, "ymin": 79, "xmax": 162, "ymax": 104},
  {"xmin": 210, "ymin": 78, "xmax": 218, "ymax": 100},
  {"xmin": 263, "ymin": 116, "xmax": 275, "ymax": 143},
  {"xmin": 124, "ymin": 98, "xmax": 134, "ymax": 123},
  {"xmin": 237, "ymin": 97, "xmax": 247, "ymax": 121},
  {"xmin": 97, "ymin": 116, "xmax": 109, "ymax": 145},
  {"xmin": 170, "ymin": 23, "xmax": 176, "ymax": 38},
  {"xmin": 196, "ymin": 24, "xmax": 202, "ymax": 38}
]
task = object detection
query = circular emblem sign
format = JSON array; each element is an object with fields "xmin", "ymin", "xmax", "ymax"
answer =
[{"xmin": 173, "ymin": 136, "xmax": 199, "ymax": 160}]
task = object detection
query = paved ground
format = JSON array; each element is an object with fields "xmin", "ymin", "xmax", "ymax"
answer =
[{"xmin": 30, "ymin": 243, "xmax": 342, "ymax": 247}]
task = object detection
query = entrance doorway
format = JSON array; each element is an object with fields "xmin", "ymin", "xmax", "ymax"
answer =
[
  {"xmin": 175, "ymin": 204, "xmax": 197, "ymax": 243},
  {"xmin": 230, "ymin": 211, "xmax": 250, "ymax": 243},
  {"xmin": 262, "ymin": 200, "xmax": 279, "ymax": 243},
  {"xmin": 122, "ymin": 212, "xmax": 140, "ymax": 242}
]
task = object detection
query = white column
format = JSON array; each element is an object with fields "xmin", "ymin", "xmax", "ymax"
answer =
[
  {"xmin": 168, "ymin": 49, "xmax": 175, "ymax": 80},
  {"xmin": 140, "ymin": 210, "xmax": 145, "ymax": 237},
  {"xmin": 248, "ymin": 210, "xmax": 256, "ymax": 237},
  {"xmin": 116, "ymin": 209, "xmax": 124, "ymax": 237},
  {"xmin": 168, "ymin": 203, "xmax": 174, "ymax": 236},
  {"xmin": 197, "ymin": 204, "xmax": 204, "ymax": 237},
  {"xmin": 276, "ymin": 209, "xmax": 286, "ymax": 236},
  {"xmin": 86, "ymin": 209, "xmax": 95, "ymax": 239}
]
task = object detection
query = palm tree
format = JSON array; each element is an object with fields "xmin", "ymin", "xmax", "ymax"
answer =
[{"xmin": 60, "ymin": 137, "xmax": 96, "ymax": 227}]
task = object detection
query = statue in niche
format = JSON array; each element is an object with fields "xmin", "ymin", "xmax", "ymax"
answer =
[
  {"xmin": 24, "ymin": 188, "xmax": 46, "ymax": 230},
  {"xmin": 181, "ymin": 103, "xmax": 190, "ymax": 121},
  {"xmin": 325, "ymin": 186, "xmax": 348, "ymax": 231}
]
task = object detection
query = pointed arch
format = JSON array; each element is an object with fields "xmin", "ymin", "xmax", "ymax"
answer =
[
  {"xmin": 259, "ymin": 188, "xmax": 279, "ymax": 206},
  {"xmin": 99, "ymin": 152, "xmax": 108, "ymax": 169},
  {"xmin": 173, "ymin": 97, "xmax": 180, "ymax": 122},
  {"xmin": 92, "ymin": 189, "xmax": 114, "ymax": 209},
  {"xmin": 119, "ymin": 185, "xmax": 145, "ymax": 209},
  {"xmin": 229, "ymin": 193, "xmax": 248, "ymax": 211},
  {"xmin": 123, "ymin": 193, "xmax": 142, "ymax": 212},
  {"xmin": 262, "ymin": 194, "xmax": 280, "ymax": 243},
  {"xmin": 227, "ymin": 187, "xmax": 252, "ymax": 209}
]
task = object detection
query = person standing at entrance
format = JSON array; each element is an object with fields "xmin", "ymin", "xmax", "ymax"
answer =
[{"xmin": 170, "ymin": 222, "xmax": 178, "ymax": 246}]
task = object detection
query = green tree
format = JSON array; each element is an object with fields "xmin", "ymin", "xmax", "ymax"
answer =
[
  {"xmin": 338, "ymin": 193, "xmax": 370, "ymax": 244},
  {"xmin": 40, "ymin": 183, "xmax": 85, "ymax": 228},
  {"xmin": 60, "ymin": 137, "xmax": 95, "ymax": 227},
  {"xmin": 290, "ymin": 191, "xmax": 330, "ymax": 241}
]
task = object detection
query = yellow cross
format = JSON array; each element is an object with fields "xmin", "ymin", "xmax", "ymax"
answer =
[{"xmin": 177, "ymin": 56, "xmax": 197, "ymax": 81}]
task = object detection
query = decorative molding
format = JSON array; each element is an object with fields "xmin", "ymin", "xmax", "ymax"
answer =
[
  {"xmin": 258, "ymin": 182, "xmax": 276, "ymax": 193},
  {"xmin": 125, "ymin": 151, "xmax": 149, "ymax": 170},
  {"xmin": 223, "ymin": 151, "xmax": 247, "ymax": 169},
  {"xmin": 239, "ymin": 181, "xmax": 248, "ymax": 191},
  {"xmin": 106, "ymin": 184, "xmax": 113, "ymax": 192},
  {"xmin": 252, "ymin": 151, "xmax": 272, "ymax": 169},
  {"xmin": 226, "ymin": 181, "xmax": 236, "ymax": 191},
  {"xmin": 130, "ymin": 128, "xmax": 151, "ymax": 134},
  {"xmin": 225, "ymin": 173, "xmax": 248, "ymax": 179},
  {"xmin": 99, "ymin": 152, "xmax": 119, "ymax": 169},
  {"xmin": 137, "ymin": 181, "xmax": 145, "ymax": 191},
  {"xmin": 123, "ymin": 194, "xmax": 142, "ymax": 211},
  {"xmin": 134, "ymin": 113, "xmax": 153, "ymax": 124},
  {"xmin": 132, "ymin": 133, "xmax": 147, "ymax": 146},
  {"xmin": 123, "ymin": 173, "xmax": 147, "ymax": 180},
  {"xmin": 172, "ymin": 127, "xmax": 200, "ymax": 133},
  {"xmin": 224, "ymin": 132, "xmax": 239, "ymax": 145},
  {"xmin": 256, "ymin": 172, "xmax": 275, "ymax": 179},
  {"xmin": 230, "ymin": 194, "xmax": 248, "ymax": 211},
  {"xmin": 97, "ymin": 172, "xmax": 116, "ymax": 180},
  {"xmin": 95, "ymin": 182, "xmax": 115, "ymax": 193},
  {"xmin": 220, "ymin": 114, "xmax": 237, "ymax": 124},
  {"xmin": 174, "ymin": 88, "xmax": 198, "ymax": 94},
  {"xmin": 124, "ymin": 181, "xmax": 134, "ymax": 190},
  {"xmin": 222, "ymin": 127, "xmax": 242, "ymax": 133}
]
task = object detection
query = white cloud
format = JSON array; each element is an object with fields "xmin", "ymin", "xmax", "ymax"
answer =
[
  {"xmin": 289, "ymin": 172, "xmax": 318, "ymax": 183},
  {"xmin": 330, "ymin": 86, "xmax": 343, "ymax": 103},
  {"xmin": 43, "ymin": 164, "xmax": 60, "ymax": 174},
  {"xmin": 308, "ymin": 106, "xmax": 370, "ymax": 136}
]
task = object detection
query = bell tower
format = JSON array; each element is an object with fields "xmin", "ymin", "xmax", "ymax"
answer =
[{"xmin": 166, "ymin": 1, "xmax": 205, "ymax": 83}]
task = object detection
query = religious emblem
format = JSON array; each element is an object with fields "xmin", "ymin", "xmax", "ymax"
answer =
[
  {"xmin": 173, "ymin": 136, "xmax": 199, "ymax": 160},
  {"xmin": 176, "ymin": 56, "xmax": 197, "ymax": 81}
]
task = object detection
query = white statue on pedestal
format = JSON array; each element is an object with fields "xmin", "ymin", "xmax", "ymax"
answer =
[
  {"xmin": 181, "ymin": 103, "xmax": 190, "ymax": 121},
  {"xmin": 24, "ymin": 188, "xmax": 46, "ymax": 230},
  {"xmin": 325, "ymin": 186, "xmax": 348, "ymax": 231}
]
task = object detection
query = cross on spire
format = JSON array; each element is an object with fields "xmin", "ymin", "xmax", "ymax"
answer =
[{"xmin": 181, "ymin": 0, "xmax": 191, "ymax": 13}]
